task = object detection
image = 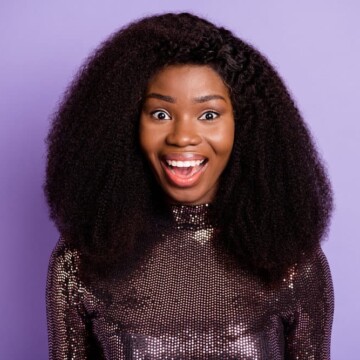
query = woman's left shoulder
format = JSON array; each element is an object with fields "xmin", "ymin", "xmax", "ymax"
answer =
[
  {"xmin": 291, "ymin": 245, "xmax": 333, "ymax": 298},
  {"xmin": 296, "ymin": 246, "xmax": 331, "ymax": 278}
]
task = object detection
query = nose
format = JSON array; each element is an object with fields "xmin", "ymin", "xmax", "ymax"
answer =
[{"xmin": 165, "ymin": 118, "xmax": 202, "ymax": 147}]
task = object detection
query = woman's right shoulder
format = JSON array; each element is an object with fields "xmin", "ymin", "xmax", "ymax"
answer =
[
  {"xmin": 46, "ymin": 235, "xmax": 88, "ymax": 308},
  {"xmin": 48, "ymin": 235, "xmax": 82, "ymax": 275}
]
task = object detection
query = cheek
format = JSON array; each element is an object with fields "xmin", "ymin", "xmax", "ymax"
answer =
[
  {"xmin": 139, "ymin": 121, "xmax": 154, "ymax": 156},
  {"xmin": 210, "ymin": 123, "xmax": 235, "ymax": 157},
  {"xmin": 139, "ymin": 118, "xmax": 147, "ymax": 149},
  {"xmin": 139, "ymin": 122, "xmax": 162, "ymax": 166}
]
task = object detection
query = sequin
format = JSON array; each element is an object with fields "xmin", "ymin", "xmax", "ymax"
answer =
[{"xmin": 46, "ymin": 204, "xmax": 333, "ymax": 359}]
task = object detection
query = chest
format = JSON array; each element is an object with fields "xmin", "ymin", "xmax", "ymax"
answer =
[{"xmin": 82, "ymin": 233, "xmax": 293, "ymax": 359}]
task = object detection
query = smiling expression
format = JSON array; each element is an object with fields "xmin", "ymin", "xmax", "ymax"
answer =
[{"xmin": 139, "ymin": 64, "xmax": 235, "ymax": 205}]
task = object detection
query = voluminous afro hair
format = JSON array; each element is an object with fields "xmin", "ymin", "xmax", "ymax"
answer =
[{"xmin": 44, "ymin": 12, "xmax": 333, "ymax": 282}]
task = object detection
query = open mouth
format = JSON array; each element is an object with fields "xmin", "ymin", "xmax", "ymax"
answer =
[
  {"xmin": 165, "ymin": 159, "xmax": 207, "ymax": 177},
  {"xmin": 161, "ymin": 157, "xmax": 208, "ymax": 187}
]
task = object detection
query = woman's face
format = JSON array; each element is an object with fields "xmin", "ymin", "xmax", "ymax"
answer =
[{"xmin": 139, "ymin": 64, "xmax": 235, "ymax": 205}]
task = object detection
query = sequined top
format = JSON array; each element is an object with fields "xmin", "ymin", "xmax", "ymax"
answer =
[{"xmin": 46, "ymin": 204, "xmax": 333, "ymax": 359}]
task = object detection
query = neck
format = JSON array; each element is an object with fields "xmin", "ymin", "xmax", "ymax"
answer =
[{"xmin": 169, "ymin": 203, "xmax": 214, "ymax": 230}]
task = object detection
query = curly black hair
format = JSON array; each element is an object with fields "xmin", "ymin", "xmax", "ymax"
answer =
[{"xmin": 44, "ymin": 12, "xmax": 333, "ymax": 282}]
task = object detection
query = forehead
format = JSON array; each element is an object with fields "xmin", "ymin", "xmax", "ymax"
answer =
[{"xmin": 146, "ymin": 64, "xmax": 230, "ymax": 97}]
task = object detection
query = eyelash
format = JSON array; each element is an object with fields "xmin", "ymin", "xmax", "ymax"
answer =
[
  {"xmin": 151, "ymin": 110, "xmax": 171, "ymax": 120},
  {"xmin": 150, "ymin": 110, "xmax": 220, "ymax": 121},
  {"xmin": 199, "ymin": 111, "xmax": 220, "ymax": 121}
]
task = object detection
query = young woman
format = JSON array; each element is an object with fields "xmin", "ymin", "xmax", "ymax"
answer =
[{"xmin": 44, "ymin": 12, "xmax": 334, "ymax": 359}]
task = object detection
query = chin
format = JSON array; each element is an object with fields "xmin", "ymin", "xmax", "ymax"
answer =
[{"xmin": 164, "ymin": 188, "xmax": 214, "ymax": 205}]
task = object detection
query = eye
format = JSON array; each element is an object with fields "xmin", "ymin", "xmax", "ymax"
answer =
[
  {"xmin": 199, "ymin": 111, "xmax": 219, "ymax": 121},
  {"xmin": 151, "ymin": 110, "xmax": 171, "ymax": 120}
]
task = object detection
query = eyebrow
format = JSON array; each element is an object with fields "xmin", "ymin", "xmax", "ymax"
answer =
[
  {"xmin": 146, "ymin": 93, "xmax": 175, "ymax": 103},
  {"xmin": 193, "ymin": 94, "xmax": 226, "ymax": 103},
  {"xmin": 145, "ymin": 93, "xmax": 227, "ymax": 104}
]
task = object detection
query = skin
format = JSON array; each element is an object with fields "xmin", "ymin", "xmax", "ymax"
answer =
[{"xmin": 139, "ymin": 64, "xmax": 235, "ymax": 205}]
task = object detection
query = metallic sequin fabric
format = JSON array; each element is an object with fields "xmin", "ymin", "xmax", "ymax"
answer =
[{"xmin": 46, "ymin": 204, "xmax": 333, "ymax": 359}]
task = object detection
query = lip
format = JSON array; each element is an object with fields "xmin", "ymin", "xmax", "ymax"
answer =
[{"xmin": 160, "ymin": 153, "xmax": 208, "ymax": 188}]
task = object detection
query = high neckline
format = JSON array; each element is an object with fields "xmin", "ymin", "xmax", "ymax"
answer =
[{"xmin": 169, "ymin": 203, "xmax": 213, "ymax": 229}]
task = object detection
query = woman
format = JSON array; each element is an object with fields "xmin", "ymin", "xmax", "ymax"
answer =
[{"xmin": 44, "ymin": 12, "xmax": 334, "ymax": 359}]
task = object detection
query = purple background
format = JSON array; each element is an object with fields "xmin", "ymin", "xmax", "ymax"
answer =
[{"xmin": 0, "ymin": 1, "xmax": 359, "ymax": 358}]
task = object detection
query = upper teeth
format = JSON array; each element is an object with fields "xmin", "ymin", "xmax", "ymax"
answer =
[{"xmin": 166, "ymin": 160, "xmax": 205, "ymax": 167}]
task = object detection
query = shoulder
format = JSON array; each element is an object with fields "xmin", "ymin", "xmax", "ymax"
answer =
[
  {"xmin": 292, "ymin": 246, "xmax": 333, "ymax": 302},
  {"xmin": 46, "ymin": 236, "xmax": 88, "ymax": 308},
  {"xmin": 295, "ymin": 246, "xmax": 331, "ymax": 281},
  {"xmin": 47, "ymin": 236, "xmax": 82, "ymax": 281}
]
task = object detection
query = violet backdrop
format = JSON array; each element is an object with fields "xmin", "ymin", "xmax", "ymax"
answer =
[{"xmin": 0, "ymin": 1, "xmax": 359, "ymax": 359}]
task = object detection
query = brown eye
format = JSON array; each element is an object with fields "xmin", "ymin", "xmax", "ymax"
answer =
[
  {"xmin": 151, "ymin": 110, "xmax": 171, "ymax": 120},
  {"xmin": 199, "ymin": 111, "xmax": 219, "ymax": 121}
]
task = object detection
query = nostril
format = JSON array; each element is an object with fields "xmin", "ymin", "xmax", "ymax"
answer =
[{"xmin": 165, "ymin": 131, "xmax": 202, "ymax": 147}]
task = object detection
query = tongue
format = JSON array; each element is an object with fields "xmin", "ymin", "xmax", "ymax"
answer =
[{"xmin": 172, "ymin": 166, "xmax": 193, "ymax": 177}]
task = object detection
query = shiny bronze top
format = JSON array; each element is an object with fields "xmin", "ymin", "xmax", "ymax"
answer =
[{"xmin": 47, "ymin": 204, "xmax": 333, "ymax": 359}]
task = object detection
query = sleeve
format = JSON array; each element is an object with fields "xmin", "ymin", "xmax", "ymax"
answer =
[
  {"xmin": 284, "ymin": 246, "xmax": 334, "ymax": 360},
  {"xmin": 46, "ymin": 237, "xmax": 88, "ymax": 359}
]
